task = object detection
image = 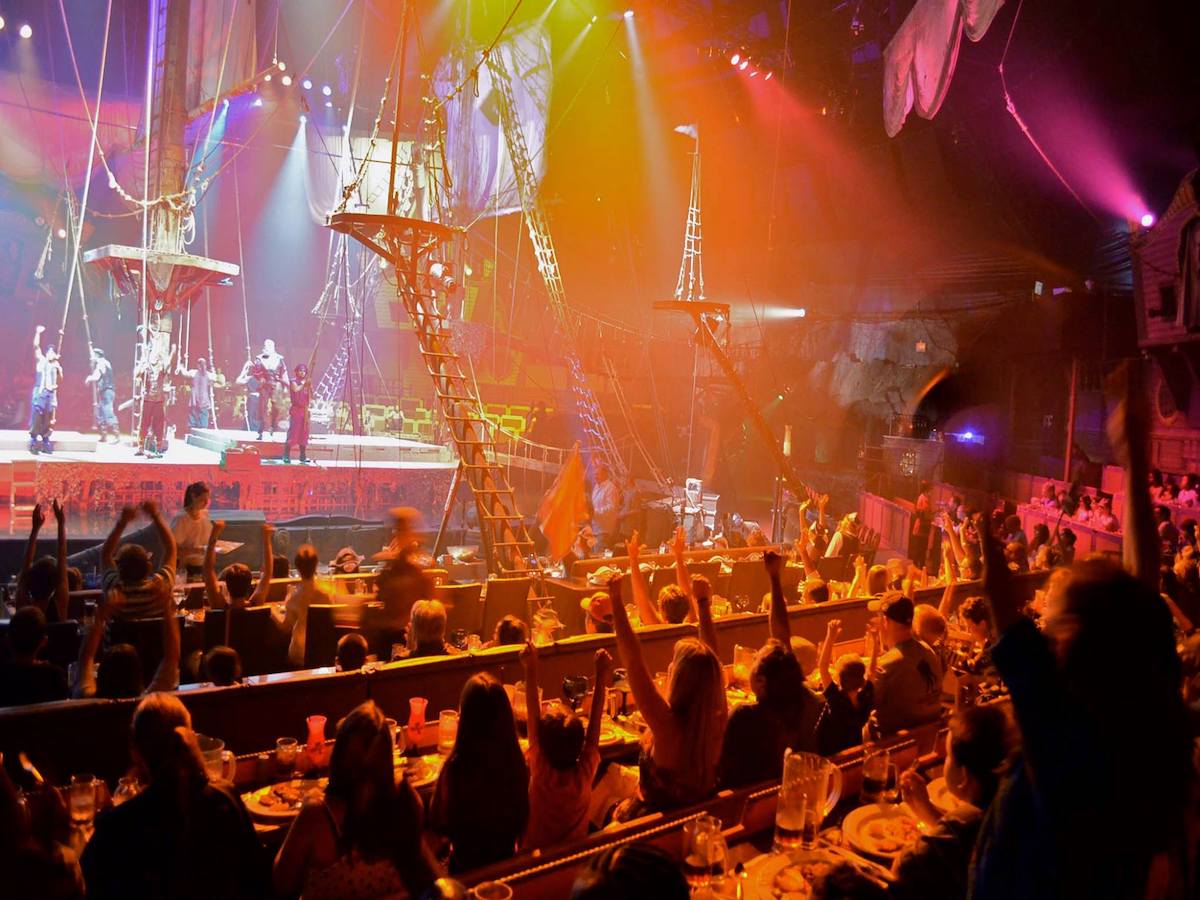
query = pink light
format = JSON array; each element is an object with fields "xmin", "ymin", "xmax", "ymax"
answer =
[{"xmin": 1140, "ymin": 212, "xmax": 1155, "ymax": 228}]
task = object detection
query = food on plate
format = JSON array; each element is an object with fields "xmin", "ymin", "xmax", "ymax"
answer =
[
  {"xmin": 860, "ymin": 814, "xmax": 920, "ymax": 854},
  {"xmin": 254, "ymin": 779, "xmax": 322, "ymax": 810}
]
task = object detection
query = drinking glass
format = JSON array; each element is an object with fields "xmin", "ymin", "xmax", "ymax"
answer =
[
  {"xmin": 682, "ymin": 814, "xmax": 726, "ymax": 889},
  {"xmin": 383, "ymin": 717, "xmax": 402, "ymax": 753},
  {"xmin": 407, "ymin": 697, "xmax": 428, "ymax": 747},
  {"xmin": 437, "ymin": 710, "xmax": 459, "ymax": 755},
  {"xmin": 861, "ymin": 747, "xmax": 895, "ymax": 805},
  {"xmin": 775, "ymin": 751, "xmax": 842, "ymax": 855},
  {"xmin": 732, "ymin": 645, "xmax": 755, "ymax": 690},
  {"xmin": 112, "ymin": 775, "xmax": 141, "ymax": 807},
  {"xmin": 472, "ymin": 882, "xmax": 513, "ymax": 900},
  {"xmin": 69, "ymin": 774, "xmax": 96, "ymax": 828},
  {"xmin": 276, "ymin": 737, "xmax": 299, "ymax": 772},
  {"xmin": 197, "ymin": 735, "xmax": 238, "ymax": 782}
]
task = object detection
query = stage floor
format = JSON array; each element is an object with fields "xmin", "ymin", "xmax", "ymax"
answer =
[{"xmin": 0, "ymin": 430, "xmax": 458, "ymax": 537}]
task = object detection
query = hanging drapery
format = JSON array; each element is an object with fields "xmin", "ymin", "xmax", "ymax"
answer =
[
  {"xmin": 882, "ymin": 0, "xmax": 1006, "ymax": 138},
  {"xmin": 186, "ymin": 0, "xmax": 257, "ymax": 113}
]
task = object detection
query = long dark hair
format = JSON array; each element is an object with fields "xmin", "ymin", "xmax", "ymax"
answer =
[{"xmin": 326, "ymin": 701, "xmax": 434, "ymax": 892}]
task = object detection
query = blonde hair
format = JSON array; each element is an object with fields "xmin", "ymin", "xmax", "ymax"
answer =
[
  {"xmin": 661, "ymin": 638, "xmax": 727, "ymax": 794},
  {"xmin": 410, "ymin": 599, "xmax": 447, "ymax": 646}
]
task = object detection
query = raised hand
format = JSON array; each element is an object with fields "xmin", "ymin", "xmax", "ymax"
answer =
[
  {"xmin": 212, "ymin": 519, "xmax": 227, "ymax": 537},
  {"xmin": 262, "ymin": 523, "xmax": 276, "ymax": 537},
  {"xmin": 51, "ymin": 498, "xmax": 65, "ymax": 525},
  {"xmin": 671, "ymin": 526, "xmax": 687, "ymax": 557},
  {"xmin": 854, "ymin": 554, "xmax": 866, "ymax": 572},
  {"xmin": 119, "ymin": 505, "xmax": 138, "ymax": 524},
  {"xmin": 826, "ymin": 618, "xmax": 843, "ymax": 641},
  {"xmin": 35, "ymin": 325, "xmax": 46, "ymax": 335},
  {"xmin": 519, "ymin": 640, "xmax": 537, "ymax": 668},
  {"xmin": 625, "ymin": 531, "xmax": 641, "ymax": 565},
  {"xmin": 30, "ymin": 503, "xmax": 45, "ymax": 533},
  {"xmin": 594, "ymin": 647, "xmax": 613, "ymax": 684},
  {"xmin": 763, "ymin": 549, "xmax": 783, "ymax": 578},
  {"xmin": 899, "ymin": 768, "xmax": 931, "ymax": 809},
  {"xmin": 140, "ymin": 499, "xmax": 160, "ymax": 518},
  {"xmin": 692, "ymin": 575, "xmax": 712, "ymax": 602}
]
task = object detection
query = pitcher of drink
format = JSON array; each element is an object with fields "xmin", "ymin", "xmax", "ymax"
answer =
[{"xmin": 774, "ymin": 750, "xmax": 842, "ymax": 855}]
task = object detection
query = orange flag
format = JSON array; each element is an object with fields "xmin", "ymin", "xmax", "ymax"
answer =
[{"xmin": 537, "ymin": 444, "xmax": 589, "ymax": 561}]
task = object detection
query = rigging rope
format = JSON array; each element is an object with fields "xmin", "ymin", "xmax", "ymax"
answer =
[
  {"xmin": 189, "ymin": 0, "xmax": 239, "ymax": 192},
  {"xmin": 233, "ymin": 161, "xmax": 252, "ymax": 363}
]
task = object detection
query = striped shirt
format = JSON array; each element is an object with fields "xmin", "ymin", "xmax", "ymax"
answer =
[{"xmin": 102, "ymin": 565, "xmax": 175, "ymax": 620}]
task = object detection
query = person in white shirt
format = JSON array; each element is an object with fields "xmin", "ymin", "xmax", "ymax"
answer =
[
  {"xmin": 275, "ymin": 544, "xmax": 329, "ymax": 667},
  {"xmin": 171, "ymin": 482, "xmax": 213, "ymax": 575},
  {"xmin": 590, "ymin": 464, "xmax": 622, "ymax": 551},
  {"xmin": 1178, "ymin": 474, "xmax": 1199, "ymax": 507}
]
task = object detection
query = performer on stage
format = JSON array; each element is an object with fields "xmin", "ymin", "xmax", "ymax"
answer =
[
  {"xmin": 177, "ymin": 357, "xmax": 223, "ymax": 430},
  {"xmin": 282, "ymin": 363, "xmax": 311, "ymax": 464},
  {"xmin": 256, "ymin": 339, "xmax": 288, "ymax": 439},
  {"xmin": 84, "ymin": 347, "xmax": 119, "ymax": 442},
  {"xmin": 29, "ymin": 326, "xmax": 63, "ymax": 454},
  {"xmin": 235, "ymin": 357, "xmax": 263, "ymax": 436},
  {"xmin": 135, "ymin": 343, "xmax": 174, "ymax": 457},
  {"xmin": 590, "ymin": 463, "xmax": 622, "ymax": 552}
]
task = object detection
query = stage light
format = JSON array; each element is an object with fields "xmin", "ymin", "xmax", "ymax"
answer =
[
  {"xmin": 19, "ymin": 22, "xmax": 32, "ymax": 39},
  {"xmin": 739, "ymin": 59, "xmax": 749, "ymax": 71},
  {"xmin": 56, "ymin": 228, "xmax": 67, "ymax": 239},
  {"xmin": 962, "ymin": 431, "xmax": 973, "ymax": 441},
  {"xmin": 281, "ymin": 74, "xmax": 293, "ymax": 87},
  {"xmin": 299, "ymin": 114, "xmax": 307, "ymax": 124},
  {"xmin": 302, "ymin": 78, "xmax": 313, "ymax": 90},
  {"xmin": 1140, "ymin": 212, "xmax": 1155, "ymax": 228},
  {"xmin": 0, "ymin": 16, "xmax": 6, "ymax": 30},
  {"xmin": 730, "ymin": 53, "xmax": 740, "ymax": 65},
  {"xmin": 624, "ymin": 9, "xmax": 634, "ymax": 18},
  {"xmin": 764, "ymin": 70, "xmax": 773, "ymax": 81},
  {"xmin": 749, "ymin": 68, "xmax": 758, "ymax": 77},
  {"xmin": 777, "ymin": 393, "xmax": 785, "ymax": 401},
  {"xmin": 591, "ymin": 15, "xmax": 597, "ymax": 23},
  {"xmin": 107, "ymin": 173, "xmax": 117, "ymax": 189},
  {"xmin": 252, "ymin": 96, "xmax": 263, "ymax": 107},
  {"xmin": 264, "ymin": 73, "xmax": 272, "ymax": 82},
  {"xmin": 324, "ymin": 100, "xmax": 332, "ymax": 108},
  {"xmin": 321, "ymin": 84, "xmax": 332, "ymax": 97},
  {"xmin": 463, "ymin": 263, "xmax": 473, "ymax": 277},
  {"xmin": 277, "ymin": 60, "xmax": 287, "ymax": 71},
  {"xmin": 379, "ymin": 259, "xmax": 388, "ymax": 270},
  {"xmin": 798, "ymin": 308, "xmax": 807, "ymax": 317}
]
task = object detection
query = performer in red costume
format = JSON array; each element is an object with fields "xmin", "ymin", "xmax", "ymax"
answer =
[{"xmin": 282, "ymin": 363, "xmax": 311, "ymax": 464}]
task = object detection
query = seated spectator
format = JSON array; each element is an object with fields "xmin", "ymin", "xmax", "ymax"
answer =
[
  {"xmin": 100, "ymin": 501, "xmax": 177, "ymax": 621},
  {"xmin": 485, "ymin": 614, "xmax": 528, "ymax": 648},
  {"xmin": 276, "ymin": 544, "xmax": 329, "ymax": 667},
  {"xmin": 1001, "ymin": 515, "xmax": 1026, "ymax": 546},
  {"xmin": 1004, "ymin": 541, "xmax": 1029, "ymax": 573},
  {"xmin": 865, "ymin": 594, "xmax": 942, "ymax": 738},
  {"xmin": 401, "ymin": 599, "xmax": 456, "ymax": 659},
  {"xmin": 717, "ymin": 638, "xmax": 822, "ymax": 787},
  {"xmin": 521, "ymin": 644, "xmax": 611, "ymax": 849},
  {"xmin": 273, "ymin": 701, "xmax": 436, "ymax": 898},
  {"xmin": 1075, "ymin": 494, "xmax": 1094, "ymax": 523},
  {"xmin": 203, "ymin": 520, "xmax": 274, "ymax": 609},
  {"xmin": 608, "ymin": 575, "xmax": 726, "ymax": 817},
  {"xmin": 1179, "ymin": 475, "xmax": 1199, "ymax": 507},
  {"xmin": 14, "ymin": 501, "xmax": 69, "ymax": 623},
  {"xmin": 913, "ymin": 604, "xmax": 951, "ymax": 678},
  {"xmin": 958, "ymin": 596, "xmax": 993, "ymax": 648},
  {"xmin": 746, "ymin": 526, "xmax": 769, "ymax": 548},
  {"xmin": 625, "ymin": 528, "xmax": 694, "ymax": 626},
  {"xmin": 1156, "ymin": 505, "xmax": 1179, "ymax": 563},
  {"xmin": 74, "ymin": 589, "xmax": 180, "ymax": 699},
  {"xmin": 329, "ymin": 546, "xmax": 364, "ymax": 575},
  {"xmin": 204, "ymin": 646, "xmax": 242, "ymax": 686},
  {"xmin": 1032, "ymin": 543, "xmax": 1060, "ymax": 570},
  {"xmin": 892, "ymin": 705, "xmax": 1013, "ymax": 900},
  {"xmin": 430, "ymin": 673, "xmax": 529, "ymax": 872},
  {"xmin": 1057, "ymin": 528, "xmax": 1077, "ymax": 565},
  {"xmin": 0, "ymin": 762, "xmax": 83, "ymax": 899},
  {"xmin": 802, "ymin": 578, "xmax": 830, "ymax": 604},
  {"xmin": 1181, "ymin": 518, "xmax": 1198, "ymax": 553},
  {"xmin": 1028, "ymin": 523, "xmax": 1050, "ymax": 559},
  {"xmin": 815, "ymin": 618, "xmax": 873, "ymax": 755},
  {"xmin": 824, "ymin": 512, "xmax": 861, "ymax": 558},
  {"xmin": 571, "ymin": 843, "xmax": 689, "ymax": 900},
  {"xmin": 1095, "ymin": 495, "xmax": 1119, "ymax": 532},
  {"xmin": 580, "ymin": 591, "xmax": 614, "ymax": 634},
  {"xmin": 0, "ymin": 606, "xmax": 68, "ymax": 707},
  {"xmin": 790, "ymin": 636, "xmax": 819, "ymax": 676},
  {"xmin": 1032, "ymin": 481, "xmax": 1058, "ymax": 508},
  {"xmin": 335, "ymin": 633, "xmax": 369, "ymax": 672},
  {"xmin": 81, "ymin": 693, "xmax": 269, "ymax": 899}
]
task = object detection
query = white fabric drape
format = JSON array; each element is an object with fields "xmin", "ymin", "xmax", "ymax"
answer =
[{"xmin": 883, "ymin": 0, "xmax": 1005, "ymax": 138}]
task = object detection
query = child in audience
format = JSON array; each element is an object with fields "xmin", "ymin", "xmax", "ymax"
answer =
[
  {"xmin": 485, "ymin": 614, "xmax": 528, "ymax": 648},
  {"xmin": 74, "ymin": 588, "xmax": 180, "ymax": 699},
  {"xmin": 571, "ymin": 843, "xmax": 689, "ymax": 900},
  {"xmin": 204, "ymin": 646, "xmax": 243, "ymax": 686},
  {"xmin": 276, "ymin": 544, "xmax": 329, "ymax": 667},
  {"xmin": 815, "ymin": 619, "xmax": 874, "ymax": 755},
  {"xmin": 0, "ymin": 606, "xmax": 68, "ymax": 706},
  {"xmin": 335, "ymin": 633, "xmax": 369, "ymax": 671},
  {"xmin": 520, "ymin": 643, "xmax": 611, "ymax": 849},
  {"xmin": 891, "ymin": 705, "xmax": 1012, "ymax": 899},
  {"xmin": 100, "ymin": 501, "xmax": 177, "ymax": 621},
  {"xmin": 913, "ymin": 605, "xmax": 951, "ymax": 681},
  {"xmin": 15, "ymin": 500, "xmax": 68, "ymax": 623},
  {"xmin": 203, "ymin": 520, "xmax": 275, "ymax": 609}
]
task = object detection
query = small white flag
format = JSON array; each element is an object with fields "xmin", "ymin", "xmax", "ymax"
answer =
[{"xmin": 674, "ymin": 123, "xmax": 699, "ymax": 140}]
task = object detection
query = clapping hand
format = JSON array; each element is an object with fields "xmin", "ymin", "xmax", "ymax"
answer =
[
  {"xmin": 140, "ymin": 499, "xmax": 160, "ymax": 518},
  {"xmin": 763, "ymin": 550, "xmax": 783, "ymax": 578},
  {"xmin": 51, "ymin": 499, "xmax": 65, "ymax": 525},
  {"xmin": 30, "ymin": 503, "xmax": 45, "ymax": 533}
]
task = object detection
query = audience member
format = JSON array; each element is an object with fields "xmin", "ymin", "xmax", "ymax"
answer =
[
  {"xmin": 267, "ymin": 554, "xmax": 292, "ymax": 605},
  {"xmin": 335, "ymin": 633, "xmax": 369, "ymax": 672},
  {"xmin": 203, "ymin": 520, "xmax": 274, "ymax": 609},
  {"xmin": 373, "ymin": 508, "xmax": 435, "ymax": 649},
  {"xmin": 81, "ymin": 693, "xmax": 269, "ymax": 899},
  {"xmin": 815, "ymin": 619, "xmax": 873, "ymax": 756},
  {"xmin": 402, "ymin": 599, "xmax": 456, "ymax": 659},
  {"xmin": 430, "ymin": 673, "xmax": 529, "ymax": 872},
  {"xmin": 624, "ymin": 528, "xmax": 694, "ymax": 626},
  {"xmin": 170, "ymin": 481, "xmax": 212, "ymax": 575},
  {"xmin": 74, "ymin": 588, "xmax": 180, "ymax": 699},
  {"xmin": 891, "ymin": 705, "xmax": 1013, "ymax": 899},
  {"xmin": 486, "ymin": 614, "xmax": 528, "ymax": 648},
  {"xmin": 865, "ymin": 594, "xmax": 942, "ymax": 738},
  {"xmin": 521, "ymin": 643, "xmax": 611, "ymax": 849},
  {"xmin": 0, "ymin": 606, "xmax": 68, "ymax": 706},
  {"xmin": 570, "ymin": 843, "xmax": 689, "ymax": 900},
  {"xmin": 273, "ymin": 701, "xmax": 437, "ymax": 898},
  {"xmin": 0, "ymin": 762, "xmax": 82, "ymax": 899},
  {"xmin": 276, "ymin": 543, "xmax": 329, "ymax": 666},
  {"xmin": 14, "ymin": 500, "xmax": 68, "ymax": 623},
  {"xmin": 100, "ymin": 501, "xmax": 177, "ymax": 621},
  {"xmin": 204, "ymin": 645, "xmax": 242, "ymax": 686},
  {"xmin": 580, "ymin": 590, "xmax": 614, "ymax": 634}
]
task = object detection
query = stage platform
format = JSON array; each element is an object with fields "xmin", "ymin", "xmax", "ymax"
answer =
[{"xmin": 0, "ymin": 430, "xmax": 457, "ymax": 537}]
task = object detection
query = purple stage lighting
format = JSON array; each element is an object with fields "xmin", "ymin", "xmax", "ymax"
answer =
[{"xmin": 1140, "ymin": 212, "xmax": 1155, "ymax": 228}]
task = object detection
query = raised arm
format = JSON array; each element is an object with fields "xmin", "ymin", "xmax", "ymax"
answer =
[
  {"xmin": 247, "ymin": 523, "xmax": 275, "ymax": 606},
  {"xmin": 147, "ymin": 588, "xmax": 181, "ymax": 692},
  {"xmin": 795, "ymin": 513, "xmax": 820, "ymax": 578},
  {"xmin": 520, "ymin": 641, "xmax": 541, "ymax": 751},
  {"xmin": 52, "ymin": 500, "xmax": 68, "ymax": 622},
  {"xmin": 141, "ymin": 499, "xmax": 177, "ymax": 578},
  {"xmin": 33, "ymin": 325, "xmax": 45, "ymax": 362},
  {"xmin": 204, "ymin": 520, "xmax": 226, "ymax": 608},
  {"xmin": 818, "ymin": 618, "xmax": 842, "ymax": 689},
  {"xmin": 671, "ymin": 526, "xmax": 693, "ymax": 603},
  {"xmin": 937, "ymin": 543, "xmax": 957, "ymax": 618},
  {"xmin": 847, "ymin": 554, "xmax": 866, "ymax": 599},
  {"xmin": 14, "ymin": 504, "xmax": 44, "ymax": 607},
  {"xmin": 1106, "ymin": 361, "xmax": 1158, "ymax": 588},
  {"xmin": 74, "ymin": 594, "xmax": 120, "ymax": 698},
  {"xmin": 585, "ymin": 648, "xmax": 613, "ymax": 751},
  {"xmin": 625, "ymin": 532, "xmax": 661, "ymax": 626},
  {"xmin": 765, "ymin": 550, "xmax": 791, "ymax": 645},
  {"xmin": 693, "ymin": 576, "xmax": 720, "ymax": 658},
  {"xmin": 608, "ymin": 576, "xmax": 674, "ymax": 736},
  {"xmin": 101, "ymin": 506, "xmax": 136, "ymax": 572},
  {"xmin": 865, "ymin": 619, "xmax": 882, "ymax": 682},
  {"xmin": 979, "ymin": 513, "xmax": 1022, "ymax": 634}
]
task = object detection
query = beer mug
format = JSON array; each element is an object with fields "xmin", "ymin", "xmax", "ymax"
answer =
[
  {"xmin": 775, "ymin": 750, "xmax": 842, "ymax": 854},
  {"xmin": 196, "ymin": 734, "xmax": 238, "ymax": 783}
]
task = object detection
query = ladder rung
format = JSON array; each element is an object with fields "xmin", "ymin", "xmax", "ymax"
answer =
[
  {"xmin": 420, "ymin": 350, "xmax": 459, "ymax": 359},
  {"xmin": 481, "ymin": 513, "xmax": 524, "ymax": 521},
  {"xmin": 491, "ymin": 540, "xmax": 535, "ymax": 548},
  {"xmin": 437, "ymin": 393, "xmax": 477, "ymax": 403}
]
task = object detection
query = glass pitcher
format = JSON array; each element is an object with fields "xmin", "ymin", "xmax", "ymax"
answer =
[{"xmin": 775, "ymin": 750, "xmax": 842, "ymax": 854}]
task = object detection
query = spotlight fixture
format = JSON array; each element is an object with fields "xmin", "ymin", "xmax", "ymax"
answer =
[
  {"xmin": 797, "ymin": 308, "xmax": 807, "ymax": 318},
  {"xmin": 302, "ymin": 78, "xmax": 313, "ymax": 90},
  {"xmin": 324, "ymin": 100, "xmax": 332, "ymax": 108},
  {"xmin": 590, "ymin": 15, "xmax": 597, "ymax": 23},
  {"xmin": 19, "ymin": 22, "xmax": 32, "ymax": 39},
  {"xmin": 749, "ymin": 68, "xmax": 758, "ymax": 77},
  {"xmin": 738, "ymin": 59, "xmax": 749, "ymax": 71},
  {"xmin": 264, "ymin": 73, "xmax": 272, "ymax": 82},
  {"xmin": 0, "ymin": 16, "xmax": 6, "ymax": 30},
  {"xmin": 252, "ymin": 96, "xmax": 263, "ymax": 107},
  {"xmin": 281, "ymin": 74, "xmax": 292, "ymax": 86},
  {"xmin": 730, "ymin": 53, "xmax": 740, "ymax": 65},
  {"xmin": 764, "ymin": 70, "xmax": 774, "ymax": 81},
  {"xmin": 56, "ymin": 228, "xmax": 67, "ymax": 239},
  {"xmin": 624, "ymin": 9, "xmax": 634, "ymax": 18},
  {"xmin": 321, "ymin": 84, "xmax": 332, "ymax": 97},
  {"xmin": 1140, "ymin": 212, "xmax": 1155, "ymax": 228},
  {"xmin": 428, "ymin": 261, "xmax": 458, "ymax": 292},
  {"xmin": 277, "ymin": 60, "xmax": 286, "ymax": 71},
  {"xmin": 299, "ymin": 114, "xmax": 307, "ymax": 124}
]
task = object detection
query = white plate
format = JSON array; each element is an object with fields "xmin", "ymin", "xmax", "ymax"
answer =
[
  {"xmin": 243, "ymin": 778, "xmax": 326, "ymax": 820},
  {"xmin": 926, "ymin": 776, "xmax": 967, "ymax": 815},
  {"xmin": 841, "ymin": 803, "xmax": 923, "ymax": 859},
  {"xmin": 745, "ymin": 850, "xmax": 840, "ymax": 899}
]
